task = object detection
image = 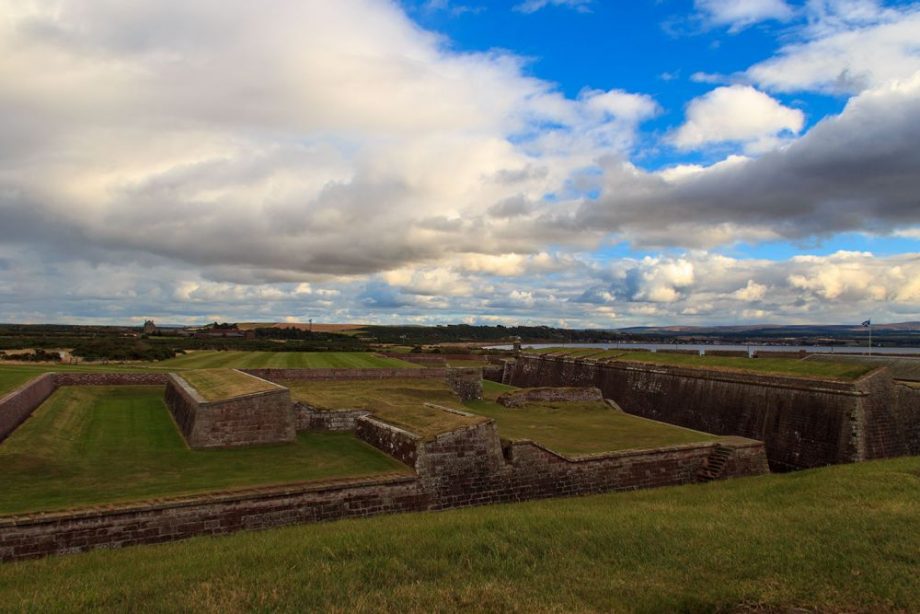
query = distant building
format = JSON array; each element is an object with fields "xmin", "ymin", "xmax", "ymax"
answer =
[{"xmin": 142, "ymin": 320, "xmax": 158, "ymax": 335}]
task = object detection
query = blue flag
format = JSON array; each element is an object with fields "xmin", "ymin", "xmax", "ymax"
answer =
[{"xmin": 861, "ymin": 320, "xmax": 871, "ymax": 327}]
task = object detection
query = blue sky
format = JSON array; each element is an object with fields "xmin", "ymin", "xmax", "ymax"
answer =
[{"xmin": 0, "ymin": 0, "xmax": 919, "ymax": 327}]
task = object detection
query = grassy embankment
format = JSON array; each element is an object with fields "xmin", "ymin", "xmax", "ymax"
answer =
[
  {"xmin": 155, "ymin": 350, "xmax": 417, "ymax": 370},
  {"xmin": 1, "ymin": 456, "xmax": 917, "ymax": 612},
  {"xmin": 528, "ymin": 348, "xmax": 875, "ymax": 380},
  {"xmin": 286, "ymin": 379, "xmax": 485, "ymax": 439},
  {"xmin": 463, "ymin": 381, "xmax": 718, "ymax": 455},
  {"xmin": 0, "ymin": 386, "xmax": 408, "ymax": 516},
  {"xmin": 178, "ymin": 369, "xmax": 280, "ymax": 401},
  {"xmin": 0, "ymin": 352, "xmax": 418, "ymax": 396}
]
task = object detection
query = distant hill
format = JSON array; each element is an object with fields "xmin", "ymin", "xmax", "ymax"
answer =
[{"xmin": 615, "ymin": 322, "xmax": 920, "ymax": 336}]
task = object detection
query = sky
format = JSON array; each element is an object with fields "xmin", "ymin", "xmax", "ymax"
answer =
[{"xmin": 0, "ymin": 0, "xmax": 919, "ymax": 328}]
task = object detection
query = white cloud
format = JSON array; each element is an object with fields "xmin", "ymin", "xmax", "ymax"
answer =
[
  {"xmin": 747, "ymin": 3, "xmax": 920, "ymax": 93},
  {"xmin": 672, "ymin": 85, "xmax": 805, "ymax": 150},
  {"xmin": 514, "ymin": 0, "xmax": 593, "ymax": 14},
  {"xmin": 696, "ymin": 0, "xmax": 795, "ymax": 31}
]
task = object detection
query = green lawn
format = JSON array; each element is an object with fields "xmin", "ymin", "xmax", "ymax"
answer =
[
  {"xmin": 2, "ymin": 457, "xmax": 917, "ymax": 612},
  {"xmin": 0, "ymin": 386, "xmax": 408, "ymax": 516},
  {"xmin": 529, "ymin": 348, "xmax": 875, "ymax": 380},
  {"xmin": 156, "ymin": 351, "xmax": 417, "ymax": 369},
  {"xmin": 178, "ymin": 369, "xmax": 280, "ymax": 401},
  {"xmin": 466, "ymin": 382, "xmax": 717, "ymax": 455},
  {"xmin": 285, "ymin": 379, "xmax": 485, "ymax": 439}
]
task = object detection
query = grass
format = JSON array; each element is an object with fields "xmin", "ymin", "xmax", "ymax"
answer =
[
  {"xmin": 1, "ymin": 457, "xmax": 917, "ymax": 612},
  {"xmin": 156, "ymin": 351, "xmax": 417, "ymax": 369},
  {"xmin": 285, "ymin": 379, "xmax": 486, "ymax": 439},
  {"xmin": 178, "ymin": 369, "xmax": 280, "ymax": 401},
  {"xmin": 466, "ymin": 382, "xmax": 717, "ymax": 455},
  {"xmin": 0, "ymin": 386, "xmax": 409, "ymax": 516},
  {"xmin": 530, "ymin": 348, "xmax": 875, "ymax": 380}
]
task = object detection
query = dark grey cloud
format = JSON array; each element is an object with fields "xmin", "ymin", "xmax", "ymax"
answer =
[{"xmin": 577, "ymin": 75, "xmax": 920, "ymax": 246}]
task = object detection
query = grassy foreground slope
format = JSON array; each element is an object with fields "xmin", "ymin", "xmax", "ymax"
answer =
[
  {"xmin": 0, "ymin": 386, "xmax": 408, "ymax": 515},
  {"xmin": 156, "ymin": 350, "xmax": 417, "ymax": 369},
  {"xmin": 1, "ymin": 457, "xmax": 917, "ymax": 612}
]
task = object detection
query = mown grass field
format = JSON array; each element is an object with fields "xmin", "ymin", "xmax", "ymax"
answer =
[
  {"xmin": 0, "ymin": 386, "xmax": 408, "ymax": 516},
  {"xmin": 286, "ymin": 379, "xmax": 485, "ymax": 439},
  {"xmin": 465, "ymin": 381, "xmax": 718, "ymax": 455},
  {"xmin": 178, "ymin": 369, "xmax": 280, "ymax": 401},
  {"xmin": 529, "ymin": 348, "xmax": 875, "ymax": 380},
  {"xmin": 1, "ymin": 456, "xmax": 917, "ymax": 612},
  {"xmin": 156, "ymin": 351, "xmax": 417, "ymax": 370}
]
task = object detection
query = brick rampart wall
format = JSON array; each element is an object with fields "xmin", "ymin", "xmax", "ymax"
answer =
[
  {"xmin": 505, "ymin": 355, "xmax": 900, "ymax": 470},
  {"xmin": 242, "ymin": 368, "xmax": 448, "ymax": 382},
  {"xmin": 54, "ymin": 372, "xmax": 169, "ymax": 386},
  {"xmin": 0, "ymin": 368, "xmax": 768, "ymax": 563},
  {"xmin": 164, "ymin": 374, "xmax": 295, "ymax": 448},
  {"xmin": 0, "ymin": 374, "xmax": 57, "ymax": 444},
  {"xmin": 892, "ymin": 382, "xmax": 920, "ymax": 454},
  {"xmin": 0, "ymin": 476, "xmax": 423, "ymax": 562},
  {"xmin": 295, "ymin": 403, "xmax": 370, "ymax": 432},
  {"xmin": 497, "ymin": 386, "xmax": 603, "ymax": 408}
]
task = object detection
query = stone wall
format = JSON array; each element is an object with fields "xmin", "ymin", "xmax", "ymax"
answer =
[
  {"xmin": 0, "ymin": 367, "xmax": 769, "ymax": 563},
  {"xmin": 0, "ymin": 374, "xmax": 57, "ymax": 443},
  {"xmin": 892, "ymin": 382, "xmax": 920, "ymax": 454},
  {"xmin": 0, "ymin": 475, "xmax": 424, "ymax": 562},
  {"xmin": 505, "ymin": 354, "xmax": 904, "ymax": 470},
  {"xmin": 164, "ymin": 373, "xmax": 295, "ymax": 448},
  {"xmin": 446, "ymin": 367, "xmax": 483, "ymax": 402},
  {"xmin": 54, "ymin": 372, "xmax": 168, "ymax": 386},
  {"xmin": 294, "ymin": 403, "xmax": 370, "ymax": 432},
  {"xmin": 242, "ymin": 368, "xmax": 447, "ymax": 382},
  {"xmin": 497, "ymin": 386, "xmax": 603, "ymax": 408}
]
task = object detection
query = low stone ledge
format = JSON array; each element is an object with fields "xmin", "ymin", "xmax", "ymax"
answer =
[{"xmin": 497, "ymin": 386, "xmax": 604, "ymax": 408}]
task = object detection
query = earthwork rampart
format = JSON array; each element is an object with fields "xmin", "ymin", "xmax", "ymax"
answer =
[
  {"xmin": 0, "ymin": 369, "xmax": 769, "ymax": 562},
  {"xmin": 505, "ymin": 355, "xmax": 916, "ymax": 470}
]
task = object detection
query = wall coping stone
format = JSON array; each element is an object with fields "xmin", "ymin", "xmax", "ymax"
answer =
[{"xmin": 0, "ymin": 473, "xmax": 417, "ymax": 528}]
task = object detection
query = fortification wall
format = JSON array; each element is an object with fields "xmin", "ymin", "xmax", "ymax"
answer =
[
  {"xmin": 497, "ymin": 386, "xmax": 603, "ymax": 408},
  {"xmin": 294, "ymin": 403, "xmax": 370, "ymax": 431},
  {"xmin": 505, "ymin": 355, "xmax": 899, "ymax": 470},
  {"xmin": 53, "ymin": 372, "xmax": 168, "ymax": 386},
  {"xmin": 0, "ymin": 367, "xmax": 767, "ymax": 562},
  {"xmin": 0, "ymin": 476, "xmax": 424, "ymax": 562},
  {"xmin": 892, "ymin": 382, "xmax": 920, "ymax": 454},
  {"xmin": 0, "ymin": 374, "xmax": 57, "ymax": 443},
  {"xmin": 164, "ymin": 374, "xmax": 295, "ymax": 448},
  {"xmin": 242, "ymin": 368, "xmax": 447, "ymax": 382}
]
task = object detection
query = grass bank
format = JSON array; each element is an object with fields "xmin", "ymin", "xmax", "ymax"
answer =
[
  {"xmin": 465, "ymin": 381, "xmax": 718, "ymax": 455},
  {"xmin": 1, "ymin": 457, "xmax": 917, "ymax": 612},
  {"xmin": 528, "ymin": 348, "xmax": 874, "ymax": 380},
  {"xmin": 156, "ymin": 351, "xmax": 417, "ymax": 370},
  {"xmin": 286, "ymin": 379, "xmax": 485, "ymax": 439},
  {"xmin": 178, "ymin": 369, "xmax": 280, "ymax": 401},
  {"xmin": 0, "ymin": 386, "xmax": 408, "ymax": 515}
]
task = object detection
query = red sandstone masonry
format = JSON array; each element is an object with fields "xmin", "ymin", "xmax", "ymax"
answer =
[
  {"xmin": 505, "ymin": 354, "xmax": 903, "ymax": 470},
  {"xmin": 0, "ymin": 368, "xmax": 768, "ymax": 563},
  {"xmin": 0, "ymin": 374, "xmax": 57, "ymax": 443},
  {"xmin": 241, "ymin": 368, "xmax": 448, "ymax": 382},
  {"xmin": 295, "ymin": 403, "xmax": 370, "ymax": 432},
  {"xmin": 0, "ymin": 475, "xmax": 423, "ymax": 562},
  {"xmin": 164, "ymin": 373, "xmax": 295, "ymax": 448}
]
